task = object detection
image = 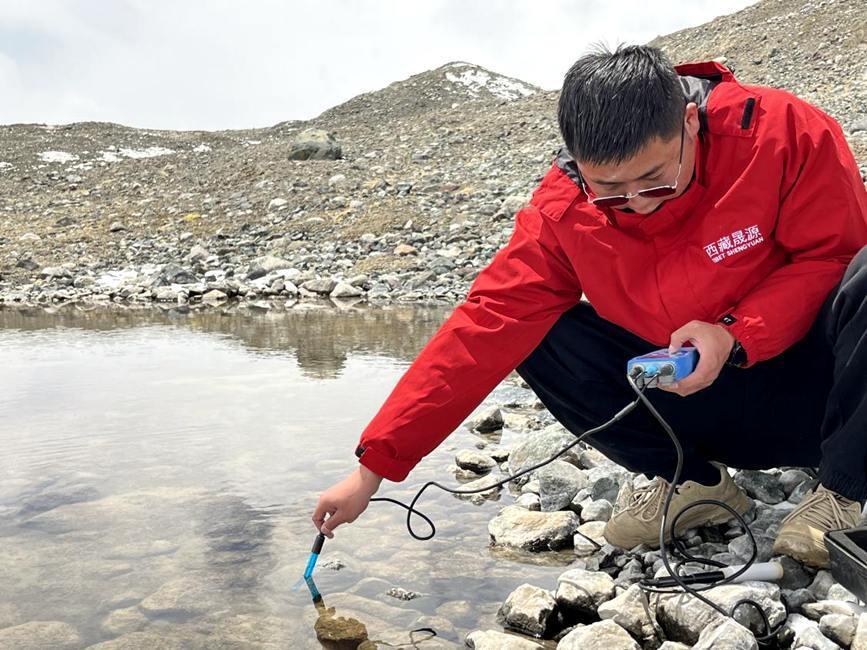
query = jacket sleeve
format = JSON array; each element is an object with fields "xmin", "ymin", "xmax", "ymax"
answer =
[
  {"xmin": 354, "ymin": 204, "xmax": 582, "ymax": 481},
  {"xmin": 720, "ymin": 106, "xmax": 867, "ymax": 366}
]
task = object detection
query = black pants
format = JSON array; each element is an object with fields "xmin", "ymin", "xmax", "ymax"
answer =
[{"xmin": 516, "ymin": 246, "xmax": 867, "ymax": 502}]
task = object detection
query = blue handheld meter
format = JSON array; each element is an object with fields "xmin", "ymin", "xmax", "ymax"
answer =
[{"xmin": 627, "ymin": 347, "xmax": 698, "ymax": 386}]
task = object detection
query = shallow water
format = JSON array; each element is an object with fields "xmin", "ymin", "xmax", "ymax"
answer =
[{"xmin": 0, "ymin": 304, "xmax": 569, "ymax": 648}]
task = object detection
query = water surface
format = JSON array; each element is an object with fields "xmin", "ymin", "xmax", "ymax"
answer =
[{"xmin": 0, "ymin": 304, "xmax": 568, "ymax": 648}]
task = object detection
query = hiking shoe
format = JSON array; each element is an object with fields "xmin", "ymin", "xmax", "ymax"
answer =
[
  {"xmin": 772, "ymin": 484, "xmax": 863, "ymax": 569},
  {"xmin": 603, "ymin": 463, "xmax": 752, "ymax": 550}
]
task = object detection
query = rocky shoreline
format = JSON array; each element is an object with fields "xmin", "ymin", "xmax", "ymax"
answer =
[{"xmin": 449, "ymin": 387, "xmax": 867, "ymax": 649}]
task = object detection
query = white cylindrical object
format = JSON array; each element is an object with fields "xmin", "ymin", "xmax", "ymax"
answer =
[{"xmin": 723, "ymin": 562, "xmax": 784, "ymax": 583}]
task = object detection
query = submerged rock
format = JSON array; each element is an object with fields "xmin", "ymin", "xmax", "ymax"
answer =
[{"xmin": 0, "ymin": 621, "xmax": 82, "ymax": 650}]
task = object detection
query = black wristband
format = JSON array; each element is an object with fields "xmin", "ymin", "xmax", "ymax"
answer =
[{"xmin": 727, "ymin": 339, "xmax": 748, "ymax": 367}]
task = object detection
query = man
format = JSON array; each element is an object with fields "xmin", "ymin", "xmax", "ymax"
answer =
[{"xmin": 313, "ymin": 45, "xmax": 867, "ymax": 568}]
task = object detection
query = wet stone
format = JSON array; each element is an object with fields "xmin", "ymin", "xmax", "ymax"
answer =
[
  {"xmin": 100, "ymin": 606, "xmax": 149, "ymax": 636},
  {"xmin": 385, "ymin": 586, "xmax": 422, "ymax": 601},
  {"xmin": 776, "ymin": 555, "xmax": 813, "ymax": 590},
  {"xmin": 0, "ymin": 621, "xmax": 82, "ymax": 650},
  {"xmin": 455, "ymin": 449, "xmax": 496, "ymax": 473},
  {"xmin": 471, "ymin": 406, "xmax": 504, "ymax": 433},
  {"xmin": 496, "ymin": 583, "xmax": 556, "ymax": 638},
  {"xmin": 138, "ymin": 577, "xmax": 220, "ymax": 617},
  {"xmin": 314, "ymin": 609, "xmax": 369, "ymax": 646}
]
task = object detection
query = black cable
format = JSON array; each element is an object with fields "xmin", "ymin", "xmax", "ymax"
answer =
[
  {"xmin": 369, "ymin": 396, "xmax": 642, "ymax": 543},
  {"xmin": 365, "ymin": 368, "xmax": 784, "ymax": 645},
  {"xmin": 626, "ymin": 372, "xmax": 782, "ymax": 644}
]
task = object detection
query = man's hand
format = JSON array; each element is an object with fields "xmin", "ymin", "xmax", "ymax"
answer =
[
  {"xmin": 659, "ymin": 320, "xmax": 734, "ymax": 397},
  {"xmin": 312, "ymin": 465, "xmax": 383, "ymax": 538}
]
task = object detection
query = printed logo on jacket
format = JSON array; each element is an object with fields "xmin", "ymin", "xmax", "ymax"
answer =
[{"xmin": 704, "ymin": 225, "xmax": 764, "ymax": 264}]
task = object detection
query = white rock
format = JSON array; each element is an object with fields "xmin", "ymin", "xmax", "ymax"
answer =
[
  {"xmin": 573, "ymin": 520, "xmax": 607, "ymax": 556},
  {"xmin": 784, "ymin": 613, "xmax": 844, "ymax": 650},
  {"xmin": 853, "ymin": 613, "xmax": 867, "ymax": 650},
  {"xmin": 555, "ymin": 568, "xmax": 615, "ymax": 616},
  {"xmin": 557, "ymin": 619, "xmax": 639, "ymax": 649},
  {"xmin": 465, "ymin": 629, "xmax": 543, "ymax": 649},
  {"xmin": 820, "ymin": 613, "xmax": 857, "ymax": 648},
  {"xmin": 693, "ymin": 617, "xmax": 758, "ymax": 649},
  {"xmin": 488, "ymin": 505, "xmax": 579, "ymax": 551},
  {"xmin": 497, "ymin": 583, "xmax": 556, "ymax": 638},
  {"xmin": 657, "ymin": 582, "xmax": 786, "ymax": 645},
  {"xmin": 597, "ymin": 583, "xmax": 659, "ymax": 642}
]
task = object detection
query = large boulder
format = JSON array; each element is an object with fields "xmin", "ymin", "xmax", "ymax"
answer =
[
  {"xmin": 656, "ymin": 582, "xmax": 786, "ymax": 645},
  {"xmin": 288, "ymin": 129, "xmax": 342, "ymax": 160}
]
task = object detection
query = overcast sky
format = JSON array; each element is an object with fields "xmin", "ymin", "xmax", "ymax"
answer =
[{"xmin": 0, "ymin": 0, "xmax": 757, "ymax": 131}]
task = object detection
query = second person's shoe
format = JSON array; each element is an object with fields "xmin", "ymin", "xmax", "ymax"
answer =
[{"xmin": 772, "ymin": 484, "xmax": 863, "ymax": 569}]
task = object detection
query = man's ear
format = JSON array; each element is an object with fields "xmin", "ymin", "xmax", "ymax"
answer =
[{"xmin": 684, "ymin": 102, "xmax": 701, "ymax": 139}]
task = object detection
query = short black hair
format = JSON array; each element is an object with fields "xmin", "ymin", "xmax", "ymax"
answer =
[{"xmin": 558, "ymin": 44, "xmax": 685, "ymax": 165}]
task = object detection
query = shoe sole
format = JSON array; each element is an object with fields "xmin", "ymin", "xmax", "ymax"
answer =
[{"xmin": 604, "ymin": 490, "xmax": 752, "ymax": 550}]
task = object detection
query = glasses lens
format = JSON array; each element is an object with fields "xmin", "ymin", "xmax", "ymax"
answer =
[
  {"xmin": 593, "ymin": 196, "xmax": 629, "ymax": 208},
  {"xmin": 638, "ymin": 186, "xmax": 677, "ymax": 199}
]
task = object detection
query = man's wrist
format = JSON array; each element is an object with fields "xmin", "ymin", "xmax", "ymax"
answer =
[{"xmin": 357, "ymin": 464, "xmax": 383, "ymax": 491}]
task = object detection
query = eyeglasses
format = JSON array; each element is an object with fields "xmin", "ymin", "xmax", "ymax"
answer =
[{"xmin": 578, "ymin": 124, "xmax": 685, "ymax": 208}]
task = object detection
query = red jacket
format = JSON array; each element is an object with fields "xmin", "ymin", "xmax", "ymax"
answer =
[{"xmin": 355, "ymin": 61, "xmax": 867, "ymax": 482}]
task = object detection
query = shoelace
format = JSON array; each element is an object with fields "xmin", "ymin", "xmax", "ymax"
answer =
[
  {"xmin": 784, "ymin": 486, "xmax": 858, "ymax": 531},
  {"xmin": 626, "ymin": 479, "xmax": 677, "ymax": 522}
]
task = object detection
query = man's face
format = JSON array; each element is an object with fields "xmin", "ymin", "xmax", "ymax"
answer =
[{"xmin": 578, "ymin": 103, "xmax": 700, "ymax": 215}]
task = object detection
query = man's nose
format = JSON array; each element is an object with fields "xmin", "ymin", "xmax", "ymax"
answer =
[{"xmin": 628, "ymin": 195, "xmax": 659, "ymax": 213}]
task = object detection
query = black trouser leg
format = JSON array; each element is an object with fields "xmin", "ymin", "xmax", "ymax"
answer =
[
  {"xmin": 816, "ymin": 246, "xmax": 867, "ymax": 501},
  {"xmin": 516, "ymin": 302, "xmax": 728, "ymax": 486},
  {"xmin": 517, "ymin": 304, "xmax": 838, "ymax": 489}
]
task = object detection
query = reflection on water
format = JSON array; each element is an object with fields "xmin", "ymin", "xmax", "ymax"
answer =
[
  {"xmin": 0, "ymin": 302, "xmax": 449, "ymax": 379},
  {"xmin": 0, "ymin": 304, "xmax": 564, "ymax": 649}
]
